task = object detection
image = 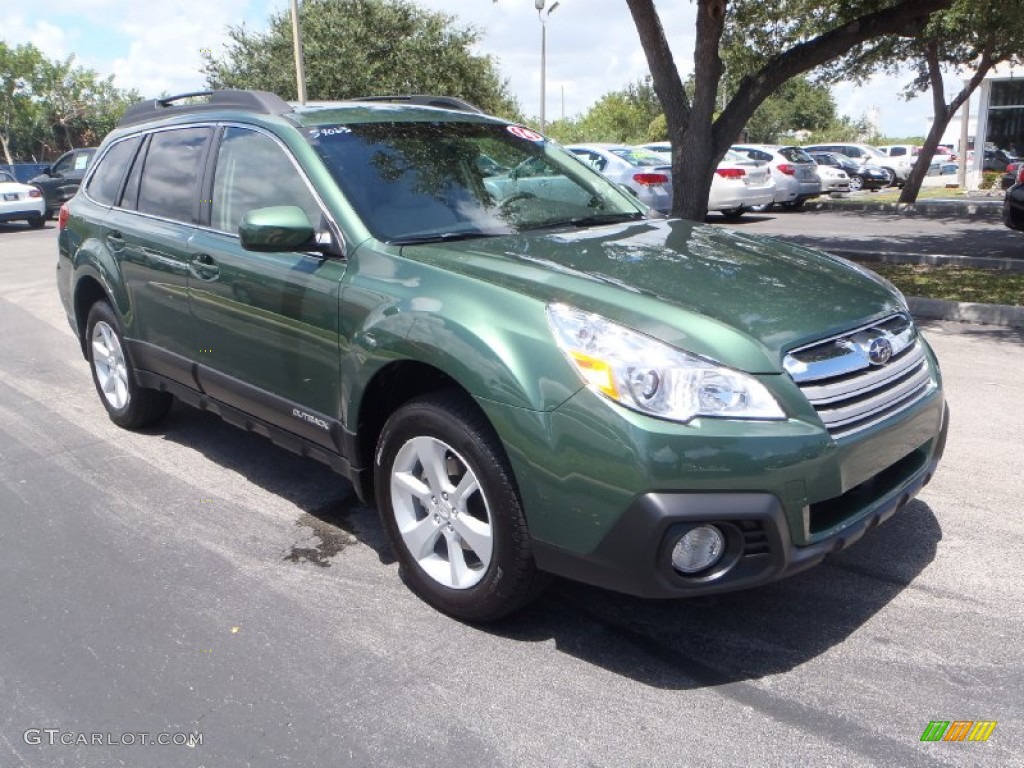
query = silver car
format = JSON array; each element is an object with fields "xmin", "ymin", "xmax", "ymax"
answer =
[
  {"xmin": 731, "ymin": 144, "xmax": 822, "ymax": 210},
  {"xmin": 565, "ymin": 143, "xmax": 672, "ymax": 214},
  {"xmin": 638, "ymin": 143, "xmax": 776, "ymax": 218}
]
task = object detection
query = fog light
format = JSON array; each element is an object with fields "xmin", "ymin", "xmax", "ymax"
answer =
[{"xmin": 671, "ymin": 525, "xmax": 725, "ymax": 574}]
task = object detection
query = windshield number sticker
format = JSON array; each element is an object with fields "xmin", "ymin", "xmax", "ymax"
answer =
[
  {"xmin": 507, "ymin": 125, "xmax": 544, "ymax": 141},
  {"xmin": 308, "ymin": 126, "xmax": 352, "ymax": 139}
]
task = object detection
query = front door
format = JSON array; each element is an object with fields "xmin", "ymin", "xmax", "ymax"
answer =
[{"xmin": 188, "ymin": 126, "xmax": 345, "ymax": 450}]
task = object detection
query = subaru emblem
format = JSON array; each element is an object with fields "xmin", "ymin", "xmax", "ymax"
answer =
[{"xmin": 867, "ymin": 336, "xmax": 893, "ymax": 365}]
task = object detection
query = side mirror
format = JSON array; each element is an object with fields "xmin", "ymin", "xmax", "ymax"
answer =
[
  {"xmin": 44, "ymin": 166, "xmax": 55, "ymax": 176},
  {"xmin": 239, "ymin": 206, "xmax": 315, "ymax": 252}
]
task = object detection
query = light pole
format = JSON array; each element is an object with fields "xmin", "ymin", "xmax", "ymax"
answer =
[
  {"xmin": 290, "ymin": 0, "xmax": 307, "ymax": 104},
  {"xmin": 535, "ymin": 0, "xmax": 560, "ymax": 133}
]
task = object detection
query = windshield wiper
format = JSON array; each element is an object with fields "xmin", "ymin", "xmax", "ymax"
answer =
[
  {"xmin": 388, "ymin": 230, "xmax": 512, "ymax": 245},
  {"xmin": 568, "ymin": 212, "xmax": 645, "ymax": 226},
  {"xmin": 523, "ymin": 212, "xmax": 645, "ymax": 232}
]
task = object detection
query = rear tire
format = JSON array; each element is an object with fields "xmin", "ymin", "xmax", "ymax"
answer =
[
  {"xmin": 720, "ymin": 207, "xmax": 745, "ymax": 221},
  {"xmin": 375, "ymin": 391, "xmax": 546, "ymax": 622},
  {"xmin": 27, "ymin": 215, "xmax": 45, "ymax": 229},
  {"xmin": 85, "ymin": 301, "xmax": 172, "ymax": 429}
]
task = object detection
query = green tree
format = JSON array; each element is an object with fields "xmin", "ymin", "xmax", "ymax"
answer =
[
  {"xmin": 880, "ymin": 0, "xmax": 1024, "ymax": 203},
  {"xmin": 0, "ymin": 41, "xmax": 137, "ymax": 163},
  {"xmin": 744, "ymin": 77, "xmax": 836, "ymax": 143},
  {"xmin": 625, "ymin": 0, "xmax": 954, "ymax": 220},
  {"xmin": 203, "ymin": 0, "xmax": 520, "ymax": 118}
]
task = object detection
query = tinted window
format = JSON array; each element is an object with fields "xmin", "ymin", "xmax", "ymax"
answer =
[
  {"xmin": 211, "ymin": 127, "xmax": 321, "ymax": 234},
  {"xmin": 137, "ymin": 128, "xmax": 211, "ymax": 223},
  {"xmin": 85, "ymin": 137, "xmax": 142, "ymax": 206},
  {"xmin": 778, "ymin": 147, "xmax": 814, "ymax": 163},
  {"xmin": 120, "ymin": 136, "xmax": 149, "ymax": 211},
  {"xmin": 53, "ymin": 153, "xmax": 76, "ymax": 175}
]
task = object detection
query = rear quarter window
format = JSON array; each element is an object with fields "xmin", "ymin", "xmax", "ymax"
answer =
[{"xmin": 85, "ymin": 137, "xmax": 142, "ymax": 206}]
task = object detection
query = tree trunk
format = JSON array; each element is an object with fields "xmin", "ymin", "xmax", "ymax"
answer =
[
  {"xmin": 678, "ymin": 0, "xmax": 728, "ymax": 221},
  {"xmin": 626, "ymin": 0, "xmax": 954, "ymax": 221},
  {"xmin": 0, "ymin": 132, "xmax": 13, "ymax": 167},
  {"xmin": 899, "ymin": 43, "xmax": 992, "ymax": 204}
]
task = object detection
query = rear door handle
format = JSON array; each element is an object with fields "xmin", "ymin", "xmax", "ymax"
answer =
[{"xmin": 190, "ymin": 253, "xmax": 220, "ymax": 281}]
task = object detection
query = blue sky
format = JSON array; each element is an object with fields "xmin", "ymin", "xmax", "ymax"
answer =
[{"xmin": 8, "ymin": 0, "xmax": 963, "ymax": 137}]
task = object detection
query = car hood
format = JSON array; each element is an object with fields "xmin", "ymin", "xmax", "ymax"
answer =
[{"xmin": 401, "ymin": 219, "xmax": 905, "ymax": 373}]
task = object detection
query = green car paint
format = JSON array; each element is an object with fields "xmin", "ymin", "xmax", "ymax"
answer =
[{"xmin": 56, "ymin": 94, "xmax": 947, "ymax": 605}]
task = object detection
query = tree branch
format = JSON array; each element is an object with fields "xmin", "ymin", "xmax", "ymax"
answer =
[
  {"xmin": 624, "ymin": 0, "xmax": 690, "ymax": 141},
  {"xmin": 713, "ymin": 0, "xmax": 954, "ymax": 154}
]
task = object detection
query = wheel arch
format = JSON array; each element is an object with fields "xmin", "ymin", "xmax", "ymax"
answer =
[
  {"xmin": 352, "ymin": 360, "xmax": 484, "ymax": 504},
  {"xmin": 72, "ymin": 274, "xmax": 113, "ymax": 358}
]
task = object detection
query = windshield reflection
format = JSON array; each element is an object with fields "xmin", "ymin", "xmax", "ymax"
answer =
[{"xmin": 304, "ymin": 120, "xmax": 644, "ymax": 243}]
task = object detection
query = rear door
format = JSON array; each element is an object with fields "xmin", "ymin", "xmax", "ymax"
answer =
[
  {"xmin": 106, "ymin": 126, "xmax": 214, "ymax": 384},
  {"xmin": 187, "ymin": 125, "xmax": 345, "ymax": 450}
]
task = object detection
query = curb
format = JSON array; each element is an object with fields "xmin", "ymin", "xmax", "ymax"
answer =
[
  {"xmin": 808, "ymin": 199, "xmax": 1003, "ymax": 219},
  {"xmin": 907, "ymin": 296, "xmax": 1024, "ymax": 329},
  {"xmin": 827, "ymin": 249, "xmax": 1024, "ymax": 273}
]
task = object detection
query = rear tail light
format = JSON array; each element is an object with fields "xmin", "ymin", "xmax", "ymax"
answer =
[
  {"xmin": 1018, "ymin": 166, "xmax": 1024, "ymax": 184},
  {"xmin": 633, "ymin": 172, "xmax": 669, "ymax": 185},
  {"xmin": 777, "ymin": 163, "xmax": 796, "ymax": 176},
  {"xmin": 715, "ymin": 168, "xmax": 746, "ymax": 179},
  {"xmin": 28, "ymin": 188, "xmax": 42, "ymax": 198},
  {"xmin": 58, "ymin": 203, "xmax": 69, "ymax": 232}
]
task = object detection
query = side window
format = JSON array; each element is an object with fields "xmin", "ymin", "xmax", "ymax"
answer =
[
  {"xmin": 889, "ymin": 147, "xmax": 906, "ymax": 157},
  {"xmin": 120, "ymin": 135, "xmax": 149, "ymax": 210},
  {"xmin": 53, "ymin": 153, "xmax": 75, "ymax": 175},
  {"xmin": 211, "ymin": 127, "xmax": 321, "ymax": 234},
  {"xmin": 137, "ymin": 127, "xmax": 212, "ymax": 223},
  {"xmin": 85, "ymin": 137, "xmax": 142, "ymax": 206}
]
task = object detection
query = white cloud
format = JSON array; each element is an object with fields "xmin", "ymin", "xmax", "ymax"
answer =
[
  {"xmin": 108, "ymin": 0, "xmax": 253, "ymax": 96},
  {"xmin": 2, "ymin": 14, "xmax": 71, "ymax": 60}
]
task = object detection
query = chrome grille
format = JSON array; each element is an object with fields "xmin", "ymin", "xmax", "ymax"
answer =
[{"xmin": 784, "ymin": 314, "xmax": 936, "ymax": 439}]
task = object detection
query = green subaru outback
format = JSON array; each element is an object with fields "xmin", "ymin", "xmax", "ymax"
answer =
[{"xmin": 56, "ymin": 90, "xmax": 948, "ymax": 621}]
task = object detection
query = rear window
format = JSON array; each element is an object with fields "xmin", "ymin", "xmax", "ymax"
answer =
[
  {"xmin": 778, "ymin": 147, "xmax": 814, "ymax": 163},
  {"xmin": 608, "ymin": 148, "xmax": 668, "ymax": 167}
]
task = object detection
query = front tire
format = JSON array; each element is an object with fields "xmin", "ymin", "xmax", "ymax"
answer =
[
  {"xmin": 85, "ymin": 301, "xmax": 172, "ymax": 429},
  {"xmin": 375, "ymin": 391, "xmax": 546, "ymax": 622},
  {"xmin": 848, "ymin": 174, "xmax": 864, "ymax": 192}
]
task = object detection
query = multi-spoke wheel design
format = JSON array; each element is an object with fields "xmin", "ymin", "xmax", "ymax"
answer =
[
  {"xmin": 91, "ymin": 320, "xmax": 130, "ymax": 410},
  {"xmin": 85, "ymin": 301, "xmax": 172, "ymax": 429},
  {"xmin": 390, "ymin": 436, "xmax": 493, "ymax": 589},
  {"xmin": 375, "ymin": 391, "xmax": 547, "ymax": 621}
]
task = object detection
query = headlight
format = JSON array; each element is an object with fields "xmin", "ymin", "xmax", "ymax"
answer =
[{"xmin": 546, "ymin": 304, "xmax": 785, "ymax": 423}]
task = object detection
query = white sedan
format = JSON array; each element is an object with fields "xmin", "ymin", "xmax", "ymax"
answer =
[
  {"xmin": 638, "ymin": 143, "xmax": 775, "ymax": 219},
  {"xmin": 0, "ymin": 171, "xmax": 46, "ymax": 228}
]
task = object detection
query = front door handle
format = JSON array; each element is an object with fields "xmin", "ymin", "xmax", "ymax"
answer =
[{"xmin": 190, "ymin": 253, "xmax": 220, "ymax": 281}]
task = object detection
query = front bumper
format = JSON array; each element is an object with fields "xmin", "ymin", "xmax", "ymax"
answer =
[{"xmin": 531, "ymin": 402, "xmax": 948, "ymax": 598}]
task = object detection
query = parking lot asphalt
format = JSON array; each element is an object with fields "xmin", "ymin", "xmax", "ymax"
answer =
[
  {"xmin": 708, "ymin": 206, "xmax": 1022, "ymax": 265},
  {"xmin": 2, "ymin": 224, "xmax": 1022, "ymax": 767}
]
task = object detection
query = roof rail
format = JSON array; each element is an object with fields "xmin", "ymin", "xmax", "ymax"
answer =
[
  {"xmin": 350, "ymin": 95, "xmax": 484, "ymax": 114},
  {"xmin": 117, "ymin": 90, "xmax": 293, "ymax": 127}
]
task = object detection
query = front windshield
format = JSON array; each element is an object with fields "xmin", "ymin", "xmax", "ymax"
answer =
[{"xmin": 304, "ymin": 120, "xmax": 645, "ymax": 243}]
